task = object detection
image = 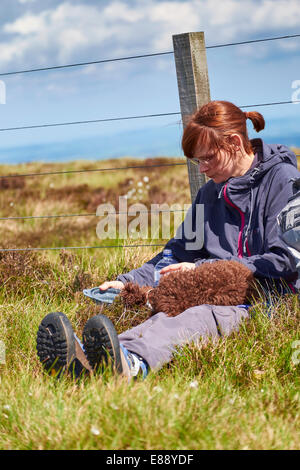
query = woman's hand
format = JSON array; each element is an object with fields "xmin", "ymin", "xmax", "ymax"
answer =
[
  {"xmin": 99, "ymin": 263, "xmax": 196, "ymax": 290},
  {"xmin": 160, "ymin": 262, "xmax": 196, "ymax": 275},
  {"xmin": 99, "ymin": 281, "xmax": 125, "ymax": 291}
]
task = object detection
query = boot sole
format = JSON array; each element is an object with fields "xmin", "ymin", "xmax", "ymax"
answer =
[
  {"xmin": 82, "ymin": 314, "xmax": 123, "ymax": 374},
  {"xmin": 36, "ymin": 312, "xmax": 76, "ymax": 377}
]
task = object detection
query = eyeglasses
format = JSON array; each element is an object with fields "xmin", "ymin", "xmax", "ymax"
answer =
[{"xmin": 189, "ymin": 155, "xmax": 216, "ymax": 165}]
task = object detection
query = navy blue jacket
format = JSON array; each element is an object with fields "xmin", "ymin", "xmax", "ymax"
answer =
[{"xmin": 117, "ymin": 139, "xmax": 300, "ymax": 291}]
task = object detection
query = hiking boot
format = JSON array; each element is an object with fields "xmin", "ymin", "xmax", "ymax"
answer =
[
  {"xmin": 82, "ymin": 314, "xmax": 148, "ymax": 379},
  {"xmin": 36, "ymin": 312, "xmax": 92, "ymax": 378},
  {"xmin": 82, "ymin": 314, "xmax": 123, "ymax": 374}
]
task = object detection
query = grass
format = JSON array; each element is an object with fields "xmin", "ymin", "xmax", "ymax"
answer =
[{"xmin": 0, "ymin": 155, "xmax": 299, "ymax": 450}]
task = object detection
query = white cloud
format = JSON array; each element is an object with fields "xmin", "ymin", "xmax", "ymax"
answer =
[
  {"xmin": 252, "ymin": 0, "xmax": 300, "ymax": 29},
  {"xmin": 198, "ymin": 0, "xmax": 300, "ymax": 41},
  {"xmin": 0, "ymin": 0, "xmax": 299, "ymax": 70},
  {"xmin": 4, "ymin": 13, "xmax": 46, "ymax": 35},
  {"xmin": 279, "ymin": 39, "xmax": 300, "ymax": 51},
  {"xmin": 46, "ymin": 82, "xmax": 77, "ymax": 95},
  {"xmin": 146, "ymin": 1, "xmax": 200, "ymax": 50},
  {"xmin": 104, "ymin": 1, "xmax": 144, "ymax": 22}
]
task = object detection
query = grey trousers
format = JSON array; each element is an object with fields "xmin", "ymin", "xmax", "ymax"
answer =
[{"xmin": 118, "ymin": 304, "xmax": 249, "ymax": 370}]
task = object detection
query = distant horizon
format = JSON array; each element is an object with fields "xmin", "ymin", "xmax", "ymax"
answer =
[{"xmin": 0, "ymin": 120, "xmax": 299, "ymax": 165}]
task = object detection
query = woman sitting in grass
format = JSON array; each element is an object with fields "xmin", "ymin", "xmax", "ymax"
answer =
[{"xmin": 36, "ymin": 100, "xmax": 300, "ymax": 380}]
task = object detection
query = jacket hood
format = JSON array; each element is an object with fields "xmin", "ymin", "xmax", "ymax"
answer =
[
  {"xmin": 210, "ymin": 138, "xmax": 299, "ymax": 228},
  {"xmin": 214, "ymin": 138, "xmax": 298, "ymax": 194},
  {"xmin": 249, "ymin": 138, "xmax": 297, "ymax": 182}
]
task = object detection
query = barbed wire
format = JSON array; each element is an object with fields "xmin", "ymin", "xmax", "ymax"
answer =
[
  {"xmin": 205, "ymin": 33, "xmax": 300, "ymax": 49},
  {"xmin": 0, "ymin": 161, "xmax": 186, "ymax": 179},
  {"xmin": 1, "ymin": 100, "xmax": 299, "ymax": 133},
  {"xmin": 0, "ymin": 208, "xmax": 188, "ymax": 221},
  {"xmin": 0, "ymin": 52, "xmax": 173, "ymax": 77},
  {"xmin": 0, "ymin": 33, "xmax": 299, "ymax": 77},
  {"xmin": 242, "ymin": 100, "xmax": 300, "ymax": 108},
  {"xmin": 0, "ymin": 112, "xmax": 180, "ymax": 132},
  {"xmin": 0, "ymin": 243, "xmax": 166, "ymax": 253},
  {"xmin": 0, "ymin": 149, "xmax": 299, "ymax": 180}
]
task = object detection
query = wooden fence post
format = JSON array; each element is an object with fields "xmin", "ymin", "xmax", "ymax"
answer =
[{"xmin": 172, "ymin": 32, "xmax": 211, "ymax": 202}]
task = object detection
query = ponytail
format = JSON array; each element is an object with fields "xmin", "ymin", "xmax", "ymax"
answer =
[{"xmin": 244, "ymin": 111, "xmax": 265, "ymax": 132}]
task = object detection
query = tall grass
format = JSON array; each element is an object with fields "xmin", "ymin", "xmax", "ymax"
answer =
[{"xmin": 0, "ymin": 156, "xmax": 299, "ymax": 450}]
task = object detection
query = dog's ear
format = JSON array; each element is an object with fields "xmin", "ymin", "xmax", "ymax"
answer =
[{"xmin": 120, "ymin": 282, "xmax": 151, "ymax": 307}]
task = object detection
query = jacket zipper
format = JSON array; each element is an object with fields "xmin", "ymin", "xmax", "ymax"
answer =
[{"xmin": 223, "ymin": 184, "xmax": 251, "ymax": 258}]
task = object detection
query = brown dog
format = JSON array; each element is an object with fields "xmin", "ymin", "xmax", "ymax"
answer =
[{"xmin": 120, "ymin": 260, "xmax": 258, "ymax": 317}]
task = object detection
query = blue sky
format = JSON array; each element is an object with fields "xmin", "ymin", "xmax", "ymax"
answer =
[{"xmin": 0, "ymin": 0, "xmax": 299, "ymax": 164}]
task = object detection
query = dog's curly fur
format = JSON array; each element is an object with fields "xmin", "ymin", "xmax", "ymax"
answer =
[{"xmin": 120, "ymin": 260, "xmax": 258, "ymax": 317}]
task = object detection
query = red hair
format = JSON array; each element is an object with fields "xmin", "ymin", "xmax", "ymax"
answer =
[{"xmin": 182, "ymin": 100, "xmax": 265, "ymax": 159}]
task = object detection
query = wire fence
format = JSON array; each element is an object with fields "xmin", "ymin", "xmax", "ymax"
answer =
[
  {"xmin": 0, "ymin": 33, "xmax": 299, "ymax": 77},
  {"xmin": 0, "ymin": 100, "xmax": 299, "ymax": 134},
  {"xmin": 0, "ymin": 161, "xmax": 186, "ymax": 179},
  {"xmin": 0, "ymin": 151, "xmax": 299, "ymax": 180},
  {"xmin": 0, "ymin": 243, "xmax": 166, "ymax": 253},
  {"xmin": 0, "ymin": 208, "xmax": 188, "ymax": 222},
  {"xmin": 1, "ymin": 32, "xmax": 299, "ymax": 253}
]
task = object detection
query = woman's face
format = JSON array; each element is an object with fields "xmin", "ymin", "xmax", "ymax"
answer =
[
  {"xmin": 191, "ymin": 137, "xmax": 254, "ymax": 183},
  {"xmin": 191, "ymin": 147, "xmax": 237, "ymax": 183}
]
